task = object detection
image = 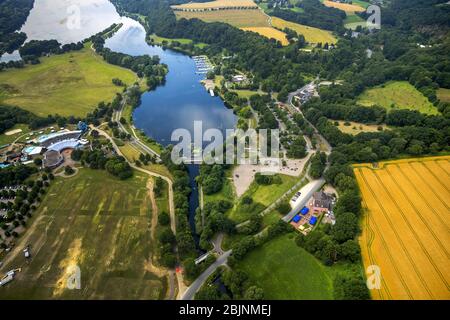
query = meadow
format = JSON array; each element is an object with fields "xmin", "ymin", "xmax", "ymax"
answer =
[
  {"xmin": 228, "ymin": 174, "xmax": 297, "ymax": 223},
  {"xmin": 332, "ymin": 120, "xmax": 387, "ymax": 135},
  {"xmin": 357, "ymin": 81, "xmax": 439, "ymax": 115},
  {"xmin": 236, "ymin": 233, "xmax": 334, "ymax": 299},
  {"xmin": 354, "ymin": 156, "xmax": 450, "ymax": 299},
  {"xmin": 0, "ymin": 45, "xmax": 137, "ymax": 118},
  {"xmin": 271, "ymin": 16, "xmax": 337, "ymax": 44},
  {"xmin": 437, "ymin": 88, "xmax": 450, "ymax": 103},
  {"xmin": 0, "ymin": 169, "xmax": 167, "ymax": 299}
]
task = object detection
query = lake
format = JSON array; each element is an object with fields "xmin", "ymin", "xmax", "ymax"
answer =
[{"xmin": 1, "ymin": 0, "xmax": 237, "ymax": 249}]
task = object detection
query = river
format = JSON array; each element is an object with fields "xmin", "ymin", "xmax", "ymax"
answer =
[{"xmin": 1, "ymin": 0, "xmax": 237, "ymax": 249}]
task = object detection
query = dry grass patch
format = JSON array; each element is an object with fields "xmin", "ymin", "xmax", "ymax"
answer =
[{"xmin": 332, "ymin": 120, "xmax": 387, "ymax": 135}]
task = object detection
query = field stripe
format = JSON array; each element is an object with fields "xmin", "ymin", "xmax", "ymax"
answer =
[
  {"xmin": 411, "ymin": 162, "xmax": 450, "ymax": 212},
  {"xmin": 435, "ymin": 160, "xmax": 450, "ymax": 177},
  {"xmin": 381, "ymin": 166, "xmax": 450, "ymax": 293},
  {"xmin": 368, "ymin": 169, "xmax": 435, "ymax": 298},
  {"xmin": 357, "ymin": 169, "xmax": 414, "ymax": 299},
  {"xmin": 419, "ymin": 162, "xmax": 450, "ymax": 194}
]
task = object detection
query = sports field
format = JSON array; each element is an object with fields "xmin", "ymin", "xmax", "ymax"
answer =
[
  {"xmin": 241, "ymin": 27, "xmax": 289, "ymax": 45},
  {"xmin": 0, "ymin": 169, "xmax": 166, "ymax": 299},
  {"xmin": 354, "ymin": 156, "xmax": 450, "ymax": 300},
  {"xmin": 357, "ymin": 81, "xmax": 439, "ymax": 115},
  {"xmin": 0, "ymin": 45, "xmax": 137, "ymax": 118},
  {"xmin": 236, "ymin": 233, "xmax": 333, "ymax": 299},
  {"xmin": 271, "ymin": 17, "xmax": 337, "ymax": 44},
  {"xmin": 174, "ymin": 8, "xmax": 270, "ymax": 28}
]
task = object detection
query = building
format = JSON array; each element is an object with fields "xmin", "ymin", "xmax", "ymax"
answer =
[
  {"xmin": 312, "ymin": 191, "xmax": 334, "ymax": 211},
  {"xmin": 37, "ymin": 130, "xmax": 82, "ymax": 148},
  {"xmin": 232, "ymin": 75, "xmax": 247, "ymax": 83},
  {"xmin": 22, "ymin": 146, "xmax": 43, "ymax": 159},
  {"xmin": 43, "ymin": 150, "xmax": 63, "ymax": 169}
]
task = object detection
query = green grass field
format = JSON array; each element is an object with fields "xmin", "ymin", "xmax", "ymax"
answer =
[
  {"xmin": 357, "ymin": 81, "xmax": 439, "ymax": 115},
  {"xmin": 0, "ymin": 45, "xmax": 137, "ymax": 118},
  {"xmin": 0, "ymin": 169, "xmax": 166, "ymax": 300},
  {"xmin": 229, "ymin": 174, "xmax": 298, "ymax": 223},
  {"xmin": 148, "ymin": 34, "xmax": 208, "ymax": 49},
  {"xmin": 236, "ymin": 233, "xmax": 333, "ymax": 299},
  {"xmin": 0, "ymin": 124, "xmax": 30, "ymax": 145}
]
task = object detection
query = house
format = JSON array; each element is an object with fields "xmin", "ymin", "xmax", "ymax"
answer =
[
  {"xmin": 232, "ymin": 75, "xmax": 247, "ymax": 83},
  {"xmin": 311, "ymin": 191, "xmax": 334, "ymax": 211}
]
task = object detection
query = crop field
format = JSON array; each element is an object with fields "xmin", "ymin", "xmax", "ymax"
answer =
[
  {"xmin": 0, "ymin": 45, "xmax": 137, "ymax": 118},
  {"xmin": 241, "ymin": 27, "xmax": 289, "ymax": 45},
  {"xmin": 0, "ymin": 169, "xmax": 166, "ymax": 300},
  {"xmin": 172, "ymin": 0, "xmax": 258, "ymax": 10},
  {"xmin": 271, "ymin": 17, "xmax": 337, "ymax": 44},
  {"xmin": 357, "ymin": 81, "xmax": 439, "ymax": 115},
  {"xmin": 323, "ymin": 0, "xmax": 365, "ymax": 13},
  {"xmin": 236, "ymin": 233, "xmax": 333, "ymax": 299},
  {"xmin": 354, "ymin": 156, "xmax": 450, "ymax": 300},
  {"xmin": 174, "ymin": 8, "xmax": 270, "ymax": 28}
]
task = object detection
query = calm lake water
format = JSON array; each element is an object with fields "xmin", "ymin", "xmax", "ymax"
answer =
[
  {"xmin": 105, "ymin": 19, "xmax": 237, "ymax": 249},
  {"xmin": 2, "ymin": 0, "xmax": 237, "ymax": 249}
]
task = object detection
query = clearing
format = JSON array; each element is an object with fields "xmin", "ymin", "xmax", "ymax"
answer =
[
  {"xmin": 437, "ymin": 88, "xmax": 450, "ymax": 103},
  {"xmin": 0, "ymin": 169, "xmax": 166, "ymax": 299},
  {"xmin": 236, "ymin": 233, "xmax": 333, "ymax": 299},
  {"xmin": 332, "ymin": 120, "xmax": 388, "ymax": 135},
  {"xmin": 271, "ymin": 17, "xmax": 337, "ymax": 44},
  {"xmin": 354, "ymin": 156, "xmax": 450, "ymax": 300},
  {"xmin": 357, "ymin": 81, "xmax": 439, "ymax": 115},
  {"xmin": 0, "ymin": 45, "xmax": 137, "ymax": 118}
]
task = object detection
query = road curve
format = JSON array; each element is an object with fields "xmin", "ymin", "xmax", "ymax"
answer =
[{"xmin": 180, "ymin": 250, "xmax": 232, "ymax": 300}]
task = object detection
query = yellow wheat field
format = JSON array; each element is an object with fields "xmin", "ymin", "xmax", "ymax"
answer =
[
  {"xmin": 172, "ymin": 0, "xmax": 258, "ymax": 10},
  {"xmin": 354, "ymin": 156, "xmax": 450, "ymax": 300},
  {"xmin": 271, "ymin": 16, "xmax": 337, "ymax": 44},
  {"xmin": 241, "ymin": 27, "xmax": 289, "ymax": 45},
  {"xmin": 174, "ymin": 9, "xmax": 269, "ymax": 28},
  {"xmin": 323, "ymin": 0, "xmax": 365, "ymax": 13}
]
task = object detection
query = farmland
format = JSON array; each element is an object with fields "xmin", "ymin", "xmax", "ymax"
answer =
[
  {"xmin": 236, "ymin": 233, "xmax": 333, "ymax": 299},
  {"xmin": 271, "ymin": 17, "xmax": 337, "ymax": 44},
  {"xmin": 357, "ymin": 81, "xmax": 439, "ymax": 115},
  {"xmin": 175, "ymin": 9, "xmax": 269, "ymax": 28},
  {"xmin": 323, "ymin": 0, "xmax": 365, "ymax": 13},
  {"xmin": 171, "ymin": 0, "xmax": 258, "ymax": 10},
  {"xmin": 0, "ymin": 169, "xmax": 166, "ymax": 299},
  {"xmin": 354, "ymin": 156, "xmax": 450, "ymax": 300},
  {"xmin": 0, "ymin": 45, "xmax": 137, "ymax": 118},
  {"xmin": 241, "ymin": 27, "xmax": 289, "ymax": 45}
]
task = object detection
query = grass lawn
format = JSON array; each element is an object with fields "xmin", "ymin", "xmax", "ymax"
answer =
[
  {"xmin": 344, "ymin": 13, "xmax": 366, "ymax": 30},
  {"xmin": 357, "ymin": 81, "xmax": 439, "ymax": 115},
  {"xmin": 0, "ymin": 44, "xmax": 137, "ymax": 118},
  {"xmin": 0, "ymin": 124, "xmax": 30, "ymax": 145},
  {"xmin": 271, "ymin": 17, "xmax": 337, "ymax": 44},
  {"xmin": 236, "ymin": 233, "xmax": 333, "ymax": 299},
  {"xmin": 437, "ymin": 88, "xmax": 450, "ymax": 103},
  {"xmin": 149, "ymin": 34, "xmax": 207, "ymax": 49},
  {"xmin": 0, "ymin": 168, "xmax": 166, "ymax": 299},
  {"xmin": 229, "ymin": 174, "xmax": 298, "ymax": 223}
]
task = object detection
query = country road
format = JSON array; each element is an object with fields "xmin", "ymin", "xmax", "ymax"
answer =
[{"xmin": 180, "ymin": 250, "xmax": 232, "ymax": 300}]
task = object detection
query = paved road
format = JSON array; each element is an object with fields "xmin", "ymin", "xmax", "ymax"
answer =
[
  {"xmin": 180, "ymin": 250, "xmax": 232, "ymax": 300},
  {"xmin": 282, "ymin": 178, "xmax": 325, "ymax": 222}
]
